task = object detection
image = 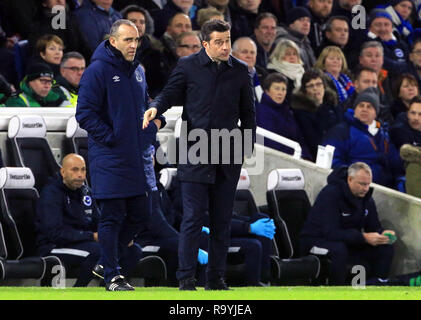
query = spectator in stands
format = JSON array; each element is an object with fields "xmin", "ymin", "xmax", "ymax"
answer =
[
  {"xmin": 158, "ymin": 14, "xmax": 193, "ymax": 88},
  {"xmin": 342, "ymin": 66, "xmax": 393, "ymax": 125},
  {"xmin": 229, "ymin": 0, "xmax": 263, "ymax": 41},
  {"xmin": 30, "ymin": 34, "xmax": 64, "ymax": 77},
  {"xmin": 151, "ymin": 0, "xmax": 197, "ymax": 38},
  {"xmin": 323, "ymin": 87, "xmax": 404, "ymax": 189},
  {"xmin": 275, "ymin": 7, "xmax": 316, "ymax": 69},
  {"xmin": 306, "ymin": 0, "xmax": 334, "ymax": 53},
  {"xmin": 267, "ymin": 39, "xmax": 305, "ymax": 99},
  {"xmin": 5, "ymin": 63, "xmax": 70, "ymax": 107},
  {"xmin": 377, "ymin": 0, "xmax": 415, "ymax": 44},
  {"xmin": 232, "ymin": 37, "xmax": 267, "ymax": 102},
  {"xmin": 300, "ymin": 162, "xmax": 395, "ymax": 285},
  {"xmin": 0, "ymin": 24, "xmax": 17, "ymax": 87},
  {"xmin": 256, "ymin": 73, "xmax": 310, "ymax": 159},
  {"xmin": 358, "ymin": 41, "xmax": 394, "ymax": 107},
  {"xmin": 175, "ymin": 31, "xmax": 201, "ymax": 58},
  {"xmin": 56, "ymin": 52, "xmax": 86, "ymax": 108},
  {"xmin": 391, "ymin": 74, "xmax": 420, "ymax": 118},
  {"xmin": 28, "ymin": 0, "xmax": 88, "ymax": 58},
  {"xmin": 331, "ymin": 0, "xmax": 365, "ymax": 68},
  {"xmin": 391, "ymin": 96, "xmax": 421, "ymax": 197},
  {"xmin": 3, "ymin": 0, "xmax": 38, "ymax": 39},
  {"xmin": 74, "ymin": 0, "xmax": 122, "ymax": 56},
  {"xmin": 206, "ymin": 0, "xmax": 232, "ymax": 25},
  {"xmin": 0, "ymin": 74, "xmax": 14, "ymax": 107},
  {"xmin": 197, "ymin": 7, "xmax": 224, "ymax": 28},
  {"xmin": 319, "ymin": 16, "xmax": 350, "ymax": 56},
  {"xmin": 159, "ymin": 13, "xmax": 192, "ymax": 76},
  {"xmin": 365, "ymin": 9, "xmax": 410, "ymax": 73},
  {"xmin": 121, "ymin": 4, "xmax": 166, "ymax": 98},
  {"xmin": 251, "ymin": 12, "xmax": 277, "ymax": 69},
  {"xmin": 291, "ymin": 68, "xmax": 341, "ymax": 160},
  {"xmin": 315, "ymin": 46, "xmax": 354, "ymax": 104},
  {"xmin": 407, "ymin": 38, "xmax": 421, "ymax": 88},
  {"xmin": 35, "ymin": 154, "xmax": 143, "ymax": 287}
]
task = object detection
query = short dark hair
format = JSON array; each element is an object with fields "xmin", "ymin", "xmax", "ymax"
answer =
[
  {"xmin": 409, "ymin": 95, "xmax": 421, "ymax": 109},
  {"xmin": 201, "ymin": 19, "xmax": 231, "ymax": 42},
  {"xmin": 60, "ymin": 51, "xmax": 85, "ymax": 67},
  {"xmin": 168, "ymin": 12, "xmax": 190, "ymax": 27},
  {"xmin": 254, "ymin": 12, "xmax": 278, "ymax": 29},
  {"xmin": 325, "ymin": 15, "xmax": 349, "ymax": 32},
  {"xmin": 262, "ymin": 73, "xmax": 288, "ymax": 91},
  {"xmin": 353, "ymin": 65, "xmax": 377, "ymax": 81},
  {"xmin": 121, "ymin": 5, "xmax": 154, "ymax": 34},
  {"xmin": 300, "ymin": 69, "xmax": 326, "ymax": 93}
]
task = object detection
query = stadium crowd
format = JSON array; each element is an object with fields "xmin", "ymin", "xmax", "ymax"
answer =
[{"xmin": 0, "ymin": 0, "xmax": 421, "ymax": 288}]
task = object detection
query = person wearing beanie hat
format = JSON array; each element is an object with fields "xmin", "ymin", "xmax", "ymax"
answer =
[
  {"xmin": 4, "ymin": 62, "xmax": 71, "ymax": 107},
  {"xmin": 323, "ymin": 86, "xmax": 404, "ymax": 189},
  {"xmin": 275, "ymin": 7, "xmax": 316, "ymax": 69},
  {"xmin": 374, "ymin": 1, "xmax": 415, "ymax": 43}
]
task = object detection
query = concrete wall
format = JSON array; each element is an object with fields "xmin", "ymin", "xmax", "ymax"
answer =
[{"xmin": 248, "ymin": 145, "xmax": 421, "ymax": 276}]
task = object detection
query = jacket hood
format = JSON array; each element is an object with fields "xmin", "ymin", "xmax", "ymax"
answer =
[
  {"xmin": 291, "ymin": 87, "xmax": 337, "ymax": 112},
  {"xmin": 91, "ymin": 40, "xmax": 140, "ymax": 76}
]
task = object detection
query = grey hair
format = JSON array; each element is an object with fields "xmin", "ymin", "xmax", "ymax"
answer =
[
  {"xmin": 360, "ymin": 41, "xmax": 384, "ymax": 57},
  {"xmin": 348, "ymin": 162, "xmax": 372, "ymax": 178},
  {"xmin": 109, "ymin": 19, "xmax": 138, "ymax": 38},
  {"xmin": 232, "ymin": 37, "xmax": 257, "ymax": 53},
  {"xmin": 60, "ymin": 51, "xmax": 85, "ymax": 67}
]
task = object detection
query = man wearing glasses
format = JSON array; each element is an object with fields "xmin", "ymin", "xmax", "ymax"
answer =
[
  {"xmin": 175, "ymin": 31, "xmax": 202, "ymax": 58},
  {"xmin": 57, "ymin": 52, "xmax": 86, "ymax": 107},
  {"xmin": 5, "ymin": 63, "xmax": 70, "ymax": 107}
]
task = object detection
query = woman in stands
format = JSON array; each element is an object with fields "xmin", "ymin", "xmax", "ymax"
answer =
[
  {"xmin": 291, "ymin": 69, "xmax": 342, "ymax": 160},
  {"xmin": 314, "ymin": 46, "xmax": 355, "ymax": 105},
  {"xmin": 256, "ymin": 73, "xmax": 311, "ymax": 160},
  {"xmin": 391, "ymin": 73, "xmax": 420, "ymax": 118},
  {"xmin": 266, "ymin": 39, "xmax": 305, "ymax": 101},
  {"xmin": 28, "ymin": 34, "xmax": 64, "ymax": 78}
]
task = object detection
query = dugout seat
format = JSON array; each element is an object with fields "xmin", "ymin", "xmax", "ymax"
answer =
[
  {"xmin": 265, "ymin": 168, "xmax": 322, "ymax": 285},
  {"xmin": 65, "ymin": 116, "xmax": 90, "ymax": 185},
  {"xmin": 7, "ymin": 115, "xmax": 60, "ymax": 193},
  {"xmin": 0, "ymin": 167, "xmax": 63, "ymax": 284}
]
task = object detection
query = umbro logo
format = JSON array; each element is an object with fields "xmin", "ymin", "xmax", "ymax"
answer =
[
  {"xmin": 113, "ymin": 76, "xmax": 120, "ymax": 82},
  {"xmin": 341, "ymin": 212, "xmax": 351, "ymax": 217}
]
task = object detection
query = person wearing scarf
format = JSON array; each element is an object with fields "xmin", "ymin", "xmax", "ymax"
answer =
[
  {"xmin": 315, "ymin": 46, "xmax": 355, "ymax": 104},
  {"xmin": 266, "ymin": 39, "xmax": 305, "ymax": 100}
]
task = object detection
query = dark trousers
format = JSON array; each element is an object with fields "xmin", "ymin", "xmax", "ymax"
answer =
[
  {"xmin": 97, "ymin": 194, "xmax": 151, "ymax": 283},
  {"xmin": 51, "ymin": 241, "xmax": 101, "ymax": 287},
  {"xmin": 301, "ymin": 238, "xmax": 394, "ymax": 285},
  {"xmin": 177, "ymin": 168, "xmax": 240, "ymax": 282}
]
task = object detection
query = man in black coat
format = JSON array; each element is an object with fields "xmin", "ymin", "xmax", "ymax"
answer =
[
  {"xmin": 143, "ymin": 19, "xmax": 256, "ymax": 290},
  {"xmin": 300, "ymin": 162, "xmax": 395, "ymax": 285}
]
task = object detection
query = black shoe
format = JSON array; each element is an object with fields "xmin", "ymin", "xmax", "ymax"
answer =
[
  {"xmin": 179, "ymin": 278, "xmax": 197, "ymax": 291},
  {"xmin": 92, "ymin": 264, "xmax": 104, "ymax": 279},
  {"xmin": 105, "ymin": 275, "xmax": 135, "ymax": 291},
  {"xmin": 205, "ymin": 278, "xmax": 230, "ymax": 290}
]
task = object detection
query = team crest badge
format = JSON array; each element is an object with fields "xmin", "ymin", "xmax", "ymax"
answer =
[
  {"xmin": 135, "ymin": 70, "xmax": 143, "ymax": 83},
  {"xmin": 83, "ymin": 195, "xmax": 92, "ymax": 206}
]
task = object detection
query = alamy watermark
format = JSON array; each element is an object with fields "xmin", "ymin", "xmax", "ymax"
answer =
[
  {"xmin": 155, "ymin": 121, "xmax": 265, "ymax": 175},
  {"xmin": 51, "ymin": 5, "xmax": 66, "ymax": 30}
]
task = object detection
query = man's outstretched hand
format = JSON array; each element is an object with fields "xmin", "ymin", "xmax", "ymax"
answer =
[{"xmin": 143, "ymin": 107, "xmax": 157, "ymax": 129}]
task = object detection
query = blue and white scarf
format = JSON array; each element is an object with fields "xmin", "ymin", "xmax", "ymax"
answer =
[{"xmin": 325, "ymin": 72, "xmax": 355, "ymax": 103}]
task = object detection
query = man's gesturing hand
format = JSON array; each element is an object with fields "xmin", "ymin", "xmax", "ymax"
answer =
[{"xmin": 143, "ymin": 107, "xmax": 157, "ymax": 129}]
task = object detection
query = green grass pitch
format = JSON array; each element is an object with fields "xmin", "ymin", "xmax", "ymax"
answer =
[{"xmin": 0, "ymin": 286, "xmax": 420, "ymax": 300}]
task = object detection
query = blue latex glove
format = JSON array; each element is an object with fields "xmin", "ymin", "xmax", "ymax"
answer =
[
  {"xmin": 201, "ymin": 226, "xmax": 210, "ymax": 234},
  {"xmin": 197, "ymin": 249, "xmax": 208, "ymax": 264},
  {"xmin": 250, "ymin": 218, "xmax": 276, "ymax": 239}
]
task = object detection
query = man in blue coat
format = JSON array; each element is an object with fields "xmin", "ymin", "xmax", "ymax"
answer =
[
  {"xmin": 76, "ymin": 20, "xmax": 165, "ymax": 291},
  {"xmin": 300, "ymin": 162, "xmax": 395, "ymax": 285},
  {"xmin": 143, "ymin": 19, "xmax": 256, "ymax": 290},
  {"xmin": 35, "ymin": 154, "xmax": 142, "ymax": 287}
]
